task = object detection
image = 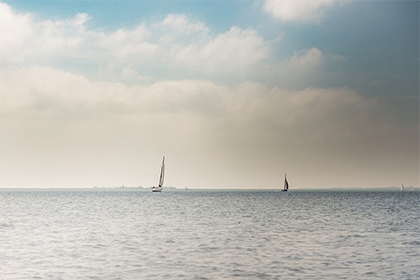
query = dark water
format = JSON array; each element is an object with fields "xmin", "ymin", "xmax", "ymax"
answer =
[{"xmin": 1, "ymin": 190, "xmax": 419, "ymax": 279}]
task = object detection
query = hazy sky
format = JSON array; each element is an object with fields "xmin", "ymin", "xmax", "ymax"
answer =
[{"xmin": 0, "ymin": 0, "xmax": 418, "ymax": 189}]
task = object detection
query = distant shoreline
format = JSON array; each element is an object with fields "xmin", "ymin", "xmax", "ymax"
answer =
[{"xmin": 0, "ymin": 187, "xmax": 417, "ymax": 192}]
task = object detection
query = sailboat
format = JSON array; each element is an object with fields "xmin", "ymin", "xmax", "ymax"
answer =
[
  {"xmin": 282, "ymin": 173, "xmax": 289, "ymax": 192},
  {"xmin": 400, "ymin": 183, "xmax": 404, "ymax": 192},
  {"xmin": 152, "ymin": 156, "xmax": 165, "ymax": 192}
]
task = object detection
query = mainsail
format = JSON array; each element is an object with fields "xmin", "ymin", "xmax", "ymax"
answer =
[
  {"xmin": 152, "ymin": 156, "xmax": 165, "ymax": 192},
  {"xmin": 283, "ymin": 173, "xmax": 289, "ymax": 191},
  {"xmin": 159, "ymin": 156, "xmax": 165, "ymax": 188}
]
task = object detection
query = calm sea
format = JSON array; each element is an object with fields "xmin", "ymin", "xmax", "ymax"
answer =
[{"xmin": 0, "ymin": 190, "xmax": 419, "ymax": 280}]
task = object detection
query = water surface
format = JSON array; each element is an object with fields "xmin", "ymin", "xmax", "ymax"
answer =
[{"xmin": 1, "ymin": 190, "xmax": 419, "ymax": 279}]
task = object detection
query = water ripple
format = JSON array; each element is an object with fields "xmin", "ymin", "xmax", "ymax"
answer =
[{"xmin": 0, "ymin": 190, "xmax": 419, "ymax": 279}]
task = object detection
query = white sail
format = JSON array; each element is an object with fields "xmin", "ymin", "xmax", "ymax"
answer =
[
  {"xmin": 152, "ymin": 156, "xmax": 165, "ymax": 192},
  {"xmin": 159, "ymin": 156, "xmax": 165, "ymax": 188}
]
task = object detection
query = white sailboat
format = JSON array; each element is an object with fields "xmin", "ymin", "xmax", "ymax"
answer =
[
  {"xmin": 400, "ymin": 183, "xmax": 404, "ymax": 192},
  {"xmin": 152, "ymin": 156, "xmax": 165, "ymax": 192},
  {"xmin": 282, "ymin": 173, "xmax": 289, "ymax": 192}
]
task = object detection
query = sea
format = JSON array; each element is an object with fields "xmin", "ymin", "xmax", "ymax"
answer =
[{"xmin": 0, "ymin": 189, "xmax": 419, "ymax": 280}]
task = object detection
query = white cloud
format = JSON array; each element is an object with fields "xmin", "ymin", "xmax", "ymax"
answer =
[
  {"xmin": 0, "ymin": 66, "xmax": 225, "ymax": 117},
  {"xmin": 263, "ymin": 0, "xmax": 340, "ymax": 23},
  {"xmin": 0, "ymin": 65, "xmax": 410, "ymax": 141},
  {"xmin": 175, "ymin": 26, "xmax": 269, "ymax": 73},
  {"xmin": 0, "ymin": 3, "xmax": 339, "ymax": 87},
  {"xmin": 0, "ymin": 2, "xmax": 417, "ymax": 188},
  {"xmin": 1, "ymin": 66, "xmax": 375, "ymax": 132},
  {"xmin": 157, "ymin": 14, "xmax": 208, "ymax": 34},
  {"xmin": 37, "ymin": 13, "xmax": 91, "ymax": 51},
  {"xmin": 0, "ymin": 4, "xmax": 96, "ymax": 62},
  {"xmin": 288, "ymin": 47, "xmax": 323, "ymax": 69},
  {"xmin": 0, "ymin": 2, "xmax": 33, "ymax": 62},
  {"xmin": 0, "ymin": 3, "xmax": 268, "ymax": 81},
  {"xmin": 2, "ymin": 65, "xmax": 417, "ymax": 188}
]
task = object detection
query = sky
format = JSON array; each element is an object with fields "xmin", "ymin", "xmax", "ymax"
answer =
[{"xmin": 0, "ymin": 0, "xmax": 418, "ymax": 189}]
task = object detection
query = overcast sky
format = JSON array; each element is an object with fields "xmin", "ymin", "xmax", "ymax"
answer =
[{"xmin": 0, "ymin": 0, "xmax": 418, "ymax": 189}]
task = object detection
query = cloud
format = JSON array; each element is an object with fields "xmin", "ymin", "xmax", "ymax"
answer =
[
  {"xmin": 0, "ymin": 2, "xmax": 417, "ymax": 188},
  {"xmin": 0, "ymin": 2, "xmax": 341, "ymax": 88},
  {"xmin": 0, "ymin": 66, "xmax": 374, "ymax": 128},
  {"xmin": 174, "ymin": 26, "xmax": 269, "ymax": 73},
  {"xmin": 0, "ymin": 2, "xmax": 33, "ymax": 62},
  {"xmin": 288, "ymin": 47, "xmax": 323, "ymax": 69},
  {"xmin": 1, "ymin": 66, "xmax": 417, "ymax": 188},
  {"xmin": 263, "ymin": 0, "xmax": 340, "ymax": 23},
  {"xmin": 156, "ymin": 13, "xmax": 208, "ymax": 34},
  {"xmin": 0, "ymin": 66, "xmax": 226, "ymax": 118},
  {"xmin": 0, "ymin": 3, "xmax": 97, "ymax": 63},
  {"xmin": 0, "ymin": 3, "xmax": 268, "ymax": 81}
]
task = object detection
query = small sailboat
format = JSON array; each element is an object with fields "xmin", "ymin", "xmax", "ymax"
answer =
[
  {"xmin": 410, "ymin": 185, "xmax": 413, "ymax": 191},
  {"xmin": 282, "ymin": 173, "xmax": 289, "ymax": 191},
  {"xmin": 152, "ymin": 156, "xmax": 165, "ymax": 192},
  {"xmin": 400, "ymin": 183, "xmax": 404, "ymax": 192}
]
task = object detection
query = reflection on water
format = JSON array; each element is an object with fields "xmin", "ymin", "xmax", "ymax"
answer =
[{"xmin": 1, "ymin": 190, "xmax": 419, "ymax": 279}]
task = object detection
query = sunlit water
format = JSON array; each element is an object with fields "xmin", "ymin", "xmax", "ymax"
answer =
[{"xmin": 1, "ymin": 190, "xmax": 419, "ymax": 279}]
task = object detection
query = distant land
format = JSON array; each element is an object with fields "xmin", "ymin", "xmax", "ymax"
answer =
[{"xmin": 0, "ymin": 186, "xmax": 418, "ymax": 192}]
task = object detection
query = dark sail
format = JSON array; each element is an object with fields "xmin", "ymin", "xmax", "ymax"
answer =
[{"xmin": 283, "ymin": 173, "xmax": 289, "ymax": 191}]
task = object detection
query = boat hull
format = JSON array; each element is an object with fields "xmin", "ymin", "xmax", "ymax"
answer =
[{"xmin": 152, "ymin": 187, "xmax": 162, "ymax": 192}]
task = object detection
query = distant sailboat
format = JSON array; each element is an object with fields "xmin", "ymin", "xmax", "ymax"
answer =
[
  {"xmin": 400, "ymin": 183, "xmax": 404, "ymax": 192},
  {"xmin": 152, "ymin": 156, "xmax": 165, "ymax": 192},
  {"xmin": 410, "ymin": 185, "xmax": 413, "ymax": 191},
  {"xmin": 282, "ymin": 173, "xmax": 289, "ymax": 192}
]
